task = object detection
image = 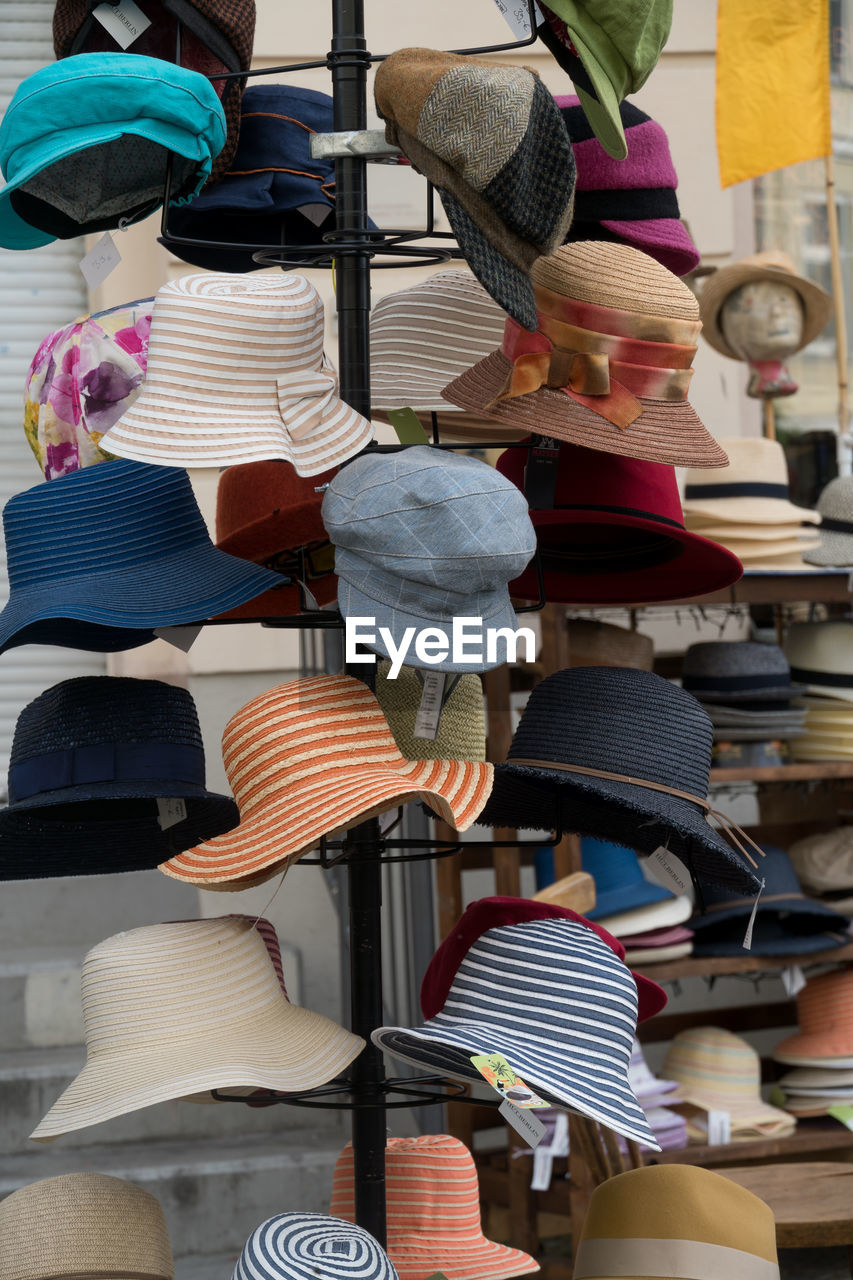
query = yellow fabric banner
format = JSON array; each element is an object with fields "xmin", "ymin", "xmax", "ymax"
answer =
[{"xmin": 716, "ymin": 0, "xmax": 831, "ymax": 188}]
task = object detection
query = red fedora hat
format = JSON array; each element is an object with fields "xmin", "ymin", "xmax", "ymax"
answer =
[
  {"xmin": 213, "ymin": 459, "xmax": 337, "ymax": 620},
  {"xmin": 497, "ymin": 441, "xmax": 742, "ymax": 604}
]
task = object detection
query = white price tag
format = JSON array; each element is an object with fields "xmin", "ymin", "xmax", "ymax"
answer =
[
  {"xmin": 706, "ymin": 1110, "xmax": 731, "ymax": 1145},
  {"xmin": 781, "ymin": 965, "xmax": 807, "ymax": 998},
  {"xmin": 92, "ymin": 1, "xmax": 152, "ymax": 48},
  {"xmin": 742, "ymin": 877, "xmax": 765, "ymax": 951},
  {"xmin": 297, "ymin": 203, "xmax": 333, "ymax": 227},
  {"xmin": 500, "ymin": 1098, "xmax": 546, "ymax": 1148},
  {"xmin": 491, "ymin": 0, "xmax": 545, "ymax": 37},
  {"xmin": 157, "ymin": 798, "xmax": 188, "ymax": 830},
  {"xmin": 530, "ymin": 1149, "xmax": 553, "ymax": 1191},
  {"xmin": 644, "ymin": 846, "xmax": 692, "ymax": 899},
  {"xmin": 79, "ymin": 232, "xmax": 121, "ymax": 289},
  {"xmin": 153, "ymin": 624, "xmax": 202, "ymax": 653},
  {"xmin": 413, "ymin": 672, "xmax": 446, "ymax": 740}
]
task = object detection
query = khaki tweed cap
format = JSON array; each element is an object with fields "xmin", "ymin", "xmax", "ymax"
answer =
[
  {"xmin": 376, "ymin": 662, "xmax": 486, "ymax": 762},
  {"xmin": 30, "ymin": 917, "xmax": 364, "ymax": 1141},
  {"xmin": 0, "ymin": 1172, "xmax": 173, "ymax": 1280}
]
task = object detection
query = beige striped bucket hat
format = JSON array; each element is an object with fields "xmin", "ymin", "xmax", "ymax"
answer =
[
  {"xmin": 103, "ymin": 273, "xmax": 373, "ymax": 476},
  {"xmin": 370, "ymin": 270, "xmax": 526, "ymax": 441},
  {"xmin": 0, "ymin": 1173, "xmax": 173, "ymax": 1280},
  {"xmin": 30, "ymin": 917, "xmax": 364, "ymax": 1142}
]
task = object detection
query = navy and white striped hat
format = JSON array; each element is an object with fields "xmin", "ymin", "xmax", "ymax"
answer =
[
  {"xmin": 373, "ymin": 918, "xmax": 659, "ymax": 1149},
  {"xmin": 234, "ymin": 1213, "xmax": 399, "ymax": 1280}
]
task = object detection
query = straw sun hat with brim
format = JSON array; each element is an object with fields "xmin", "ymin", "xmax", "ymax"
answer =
[
  {"xmin": 804, "ymin": 476, "xmax": 853, "ymax": 566},
  {"xmin": 0, "ymin": 1172, "xmax": 174, "ymax": 1280},
  {"xmin": 476, "ymin": 665, "xmax": 762, "ymax": 894},
  {"xmin": 331, "ymin": 1134, "xmax": 539, "ymax": 1280},
  {"xmin": 442, "ymin": 241, "xmax": 727, "ymax": 469},
  {"xmin": 369, "ymin": 270, "xmax": 525, "ymax": 442},
  {"xmin": 375, "ymin": 662, "xmax": 485, "ymax": 762},
  {"xmin": 681, "ymin": 641, "xmax": 800, "ymax": 703},
  {"xmin": 698, "ymin": 250, "xmax": 833, "ymax": 361},
  {"xmin": 663, "ymin": 1026, "xmax": 795, "ymax": 1138},
  {"xmin": 573, "ymin": 1164, "xmax": 779, "ymax": 1280},
  {"xmin": 0, "ymin": 676, "xmax": 238, "ymax": 879},
  {"xmin": 773, "ymin": 968, "xmax": 853, "ymax": 1067},
  {"xmin": 30, "ymin": 917, "xmax": 364, "ymax": 1142},
  {"xmin": 682, "ymin": 436, "xmax": 820, "ymax": 527},
  {"xmin": 785, "ymin": 620, "xmax": 853, "ymax": 704},
  {"xmin": 234, "ymin": 1213, "xmax": 399, "ymax": 1280},
  {"xmin": 789, "ymin": 826, "xmax": 853, "ymax": 896},
  {"xmin": 496, "ymin": 439, "xmax": 742, "ymax": 605},
  {"xmin": 159, "ymin": 674, "xmax": 493, "ymax": 890},
  {"xmin": 103, "ymin": 274, "xmax": 373, "ymax": 477}
]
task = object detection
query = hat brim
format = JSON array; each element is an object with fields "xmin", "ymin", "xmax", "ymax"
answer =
[
  {"xmin": 477, "ymin": 766, "xmax": 760, "ymax": 893},
  {"xmin": 599, "ymin": 218, "xmax": 701, "ymax": 278},
  {"xmin": 593, "ymin": 894, "xmax": 693, "ymax": 939},
  {"xmin": 690, "ymin": 896, "xmax": 850, "ymax": 933},
  {"xmin": 371, "ymin": 407, "xmax": 528, "ymax": 444},
  {"xmin": 670, "ymin": 1086, "xmax": 792, "ymax": 1129},
  {"xmin": 683, "ymin": 496, "xmax": 820, "ymax": 524},
  {"xmin": 30, "ymin": 1000, "xmax": 364, "ymax": 1142},
  {"xmin": 684, "ymin": 684, "xmax": 802, "ymax": 704},
  {"xmin": 773, "ymin": 1049, "xmax": 853, "ymax": 1068},
  {"xmin": 506, "ymin": 508, "xmax": 742, "ymax": 605},
  {"xmin": 623, "ymin": 940, "xmax": 693, "ymax": 964},
  {"xmin": 159, "ymin": 757, "xmax": 493, "ymax": 887},
  {"xmin": 586, "ymin": 876, "xmax": 674, "ymax": 921},
  {"xmin": 0, "ymin": 793, "xmax": 239, "ymax": 881},
  {"xmin": 337, "ymin": 576, "xmax": 524, "ymax": 674},
  {"xmin": 382, "ymin": 1235, "xmax": 539, "ymax": 1280},
  {"xmin": 779, "ymin": 1066, "xmax": 853, "ymax": 1089},
  {"xmin": 691, "ymin": 926, "xmax": 849, "ymax": 957},
  {"xmin": 372, "ymin": 1023, "xmax": 658, "ymax": 1149},
  {"xmin": 535, "ymin": 18, "xmax": 627, "ymax": 161},
  {"xmin": 216, "ymin": 498, "xmax": 332, "ymax": 562},
  {"xmin": 700, "ymin": 263, "xmax": 833, "ymax": 360},
  {"xmin": 443, "ymin": 351, "xmax": 728, "ymax": 468},
  {"xmin": 438, "ymin": 191, "xmax": 539, "ymax": 332},
  {"xmin": 713, "ymin": 727, "xmax": 806, "ymax": 742},
  {"xmin": 0, "ymin": 545, "xmax": 282, "ymax": 655},
  {"xmin": 804, "ymin": 531, "xmax": 853, "ymax": 566}
]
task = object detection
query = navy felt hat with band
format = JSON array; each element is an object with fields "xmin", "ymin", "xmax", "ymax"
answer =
[{"xmin": 0, "ymin": 676, "xmax": 238, "ymax": 878}]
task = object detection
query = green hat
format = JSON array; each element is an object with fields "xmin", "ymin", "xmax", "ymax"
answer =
[{"xmin": 537, "ymin": 0, "xmax": 673, "ymax": 160}]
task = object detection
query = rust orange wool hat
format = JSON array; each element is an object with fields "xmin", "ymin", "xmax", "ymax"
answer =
[
  {"xmin": 159, "ymin": 674, "xmax": 493, "ymax": 889},
  {"xmin": 213, "ymin": 460, "xmax": 337, "ymax": 621},
  {"xmin": 442, "ymin": 241, "xmax": 728, "ymax": 469},
  {"xmin": 331, "ymin": 1134, "xmax": 539, "ymax": 1280}
]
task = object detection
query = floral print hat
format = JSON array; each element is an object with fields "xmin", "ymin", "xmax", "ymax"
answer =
[{"xmin": 25, "ymin": 299, "xmax": 153, "ymax": 481}]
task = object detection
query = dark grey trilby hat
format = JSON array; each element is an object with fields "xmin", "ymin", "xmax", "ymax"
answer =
[{"xmin": 681, "ymin": 641, "xmax": 801, "ymax": 703}]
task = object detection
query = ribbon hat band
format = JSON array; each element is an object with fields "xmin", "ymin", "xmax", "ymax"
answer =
[
  {"xmin": 8, "ymin": 742, "xmax": 205, "ymax": 803},
  {"xmin": 574, "ymin": 1237, "xmax": 780, "ymax": 1280}
]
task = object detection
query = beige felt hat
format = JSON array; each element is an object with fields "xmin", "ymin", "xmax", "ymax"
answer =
[
  {"xmin": 698, "ymin": 250, "xmax": 832, "ymax": 360},
  {"xmin": 682, "ymin": 437, "xmax": 820, "ymax": 527},
  {"xmin": 376, "ymin": 662, "xmax": 485, "ymax": 762},
  {"xmin": 0, "ymin": 1173, "xmax": 173, "ymax": 1280},
  {"xmin": 30, "ymin": 917, "xmax": 365, "ymax": 1142}
]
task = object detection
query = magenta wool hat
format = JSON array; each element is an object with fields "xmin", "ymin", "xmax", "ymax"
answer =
[{"xmin": 556, "ymin": 95, "xmax": 699, "ymax": 277}]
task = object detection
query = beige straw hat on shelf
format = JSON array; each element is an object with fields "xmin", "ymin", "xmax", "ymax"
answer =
[
  {"xmin": 564, "ymin": 618, "xmax": 654, "ymax": 670},
  {"xmin": 698, "ymin": 250, "xmax": 833, "ymax": 360},
  {"xmin": 370, "ymin": 270, "xmax": 525, "ymax": 442},
  {"xmin": 30, "ymin": 917, "xmax": 364, "ymax": 1142},
  {"xmin": 375, "ymin": 662, "xmax": 486, "ymax": 762},
  {"xmin": 0, "ymin": 1172, "xmax": 173, "ymax": 1280},
  {"xmin": 442, "ymin": 241, "xmax": 727, "ymax": 468},
  {"xmin": 682, "ymin": 437, "xmax": 820, "ymax": 526}
]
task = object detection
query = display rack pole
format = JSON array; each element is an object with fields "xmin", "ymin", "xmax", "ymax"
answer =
[{"xmin": 329, "ymin": 0, "xmax": 387, "ymax": 1247}]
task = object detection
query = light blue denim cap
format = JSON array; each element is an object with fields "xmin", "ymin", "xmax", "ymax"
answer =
[
  {"xmin": 322, "ymin": 447, "xmax": 537, "ymax": 672},
  {"xmin": 0, "ymin": 53, "xmax": 227, "ymax": 250}
]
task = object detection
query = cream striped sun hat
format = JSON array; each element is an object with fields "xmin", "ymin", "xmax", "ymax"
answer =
[
  {"xmin": 159, "ymin": 674, "xmax": 493, "ymax": 889},
  {"xmin": 30, "ymin": 917, "xmax": 364, "ymax": 1142},
  {"xmin": 331, "ymin": 1134, "xmax": 539, "ymax": 1280},
  {"xmin": 103, "ymin": 273, "xmax": 373, "ymax": 476}
]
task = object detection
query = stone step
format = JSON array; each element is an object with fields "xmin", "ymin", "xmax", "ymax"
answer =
[
  {"xmin": 0, "ymin": 1046, "xmax": 340, "ymax": 1149},
  {"xmin": 0, "ymin": 1128, "xmax": 347, "ymax": 1260}
]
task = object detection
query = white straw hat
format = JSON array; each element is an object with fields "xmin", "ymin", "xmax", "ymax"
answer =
[
  {"xmin": 0, "ymin": 1173, "xmax": 173, "ymax": 1280},
  {"xmin": 104, "ymin": 273, "xmax": 373, "ymax": 476},
  {"xmin": 785, "ymin": 620, "xmax": 853, "ymax": 704},
  {"xmin": 683, "ymin": 437, "xmax": 820, "ymax": 526},
  {"xmin": 30, "ymin": 917, "xmax": 364, "ymax": 1142}
]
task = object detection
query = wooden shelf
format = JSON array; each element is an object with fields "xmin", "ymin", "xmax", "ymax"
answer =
[
  {"xmin": 647, "ymin": 1119, "xmax": 853, "ymax": 1168},
  {"xmin": 634, "ymin": 940, "xmax": 853, "ymax": 983},
  {"xmin": 709, "ymin": 761, "xmax": 853, "ymax": 784}
]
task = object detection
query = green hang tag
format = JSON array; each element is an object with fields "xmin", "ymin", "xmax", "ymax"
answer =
[
  {"xmin": 768, "ymin": 1085, "xmax": 787, "ymax": 1108},
  {"xmin": 386, "ymin": 407, "xmax": 430, "ymax": 445},
  {"xmin": 828, "ymin": 1105, "xmax": 853, "ymax": 1130}
]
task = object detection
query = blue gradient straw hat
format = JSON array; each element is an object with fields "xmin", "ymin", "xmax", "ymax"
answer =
[
  {"xmin": 0, "ymin": 459, "xmax": 283, "ymax": 654},
  {"xmin": 234, "ymin": 1213, "xmax": 399, "ymax": 1280},
  {"xmin": 0, "ymin": 54, "xmax": 226, "ymax": 250}
]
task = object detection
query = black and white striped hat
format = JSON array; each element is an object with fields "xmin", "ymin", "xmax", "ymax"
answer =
[
  {"xmin": 234, "ymin": 1213, "xmax": 398, "ymax": 1280},
  {"xmin": 373, "ymin": 918, "xmax": 659, "ymax": 1149}
]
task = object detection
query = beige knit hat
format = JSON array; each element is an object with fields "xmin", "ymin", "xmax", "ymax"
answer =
[
  {"xmin": 0, "ymin": 1172, "xmax": 173, "ymax": 1280},
  {"xmin": 30, "ymin": 917, "xmax": 365, "ymax": 1142},
  {"xmin": 442, "ymin": 242, "xmax": 727, "ymax": 468},
  {"xmin": 376, "ymin": 661, "xmax": 486, "ymax": 761}
]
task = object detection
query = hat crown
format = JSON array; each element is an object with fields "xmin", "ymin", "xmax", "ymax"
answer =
[
  {"xmin": 323, "ymin": 447, "xmax": 536, "ymax": 597},
  {"xmin": 698, "ymin": 843, "xmax": 801, "ymax": 911},
  {"xmin": 816, "ymin": 475, "xmax": 853, "ymax": 519},
  {"xmin": 796, "ymin": 968, "xmax": 853, "ymax": 1034},
  {"xmin": 0, "ymin": 1171, "xmax": 173, "ymax": 1280},
  {"xmin": 531, "ymin": 241, "xmax": 699, "ymax": 325},
  {"xmin": 9, "ymin": 676, "xmax": 203, "ymax": 769},
  {"xmin": 785, "ymin": 620, "xmax": 853, "ymax": 678},
  {"xmin": 663, "ymin": 1026, "xmax": 761, "ymax": 1098},
  {"xmin": 3, "ymin": 459, "xmax": 212, "ymax": 587},
  {"xmin": 235, "ymin": 1212, "xmax": 398, "ymax": 1280},
  {"xmin": 331, "ymin": 1134, "xmax": 486, "ymax": 1236},
  {"xmin": 684, "ymin": 436, "xmax": 791, "ymax": 492},
  {"xmin": 215, "ymin": 459, "xmax": 332, "ymax": 557},
  {"xmin": 79, "ymin": 919, "xmax": 286, "ymax": 1055},
  {"xmin": 509, "ymin": 666, "xmax": 712, "ymax": 799},
  {"xmin": 557, "ymin": 95, "xmax": 679, "ymax": 191},
  {"xmin": 682, "ymin": 640, "xmax": 791, "ymax": 681},
  {"xmin": 581, "ymin": 838, "xmax": 657, "ymax": 897}
]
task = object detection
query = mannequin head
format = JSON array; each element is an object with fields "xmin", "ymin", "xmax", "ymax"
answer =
[{"xmin": 719, "ymin": 280, "xmax": 805, "ymax": 398}]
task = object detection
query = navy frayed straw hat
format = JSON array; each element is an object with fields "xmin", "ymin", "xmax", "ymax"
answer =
[
  {"xmin": 0, "ymin": 458, "xmax": 282, "ymax": 654},
  {"xmin": 374, "ymin": 917, "xmax": 659, "ymax": 1148},
  {"xmin": 234, "ymin": 1213, "xmax": 399, "ymax": 1280},
  {"xmin": 0, "ymin": 677, "xmax": 238, "ymax": 879},
  {"xmin": 477, "ymin": 666, "xmax": 762, "ymax": 893},
  {"xmin": 682, "ymin": 641, "xmax": 801, "ymax": 704}
]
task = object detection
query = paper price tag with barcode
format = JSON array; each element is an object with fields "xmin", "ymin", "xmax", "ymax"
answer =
[
  {"xmin": 92, "ymin": 0, "xmax": 151, "ymax": 48},
  {"xmin": 413, "ymin": 672, "xmax": 446, "ymax": 740},
  {"xmin": 500, "ymin": 1098, "xmax": 546, "ymax": 1148},
  {"xmin": 491, "ymin": 0, "xmax": 544, "ymax": 38},
  {"xmin": 79, "ymin": 232, "xmax": 122, "ymax": 289},
  {"xmin": 781, "ymin": 965, "xmax": 806, "ymax": 998},
  {"xmin": 643, "ymin": 846, "xmax": 692, "ymax": 898}
]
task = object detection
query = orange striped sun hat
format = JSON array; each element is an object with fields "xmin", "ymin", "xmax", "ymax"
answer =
[
  {"xmin": 159, "ymin": 674, "xmax": 493, "ymax": 888},
  {"xmin": 774, "ymin": 968, "xmax": 853, "ymax": 1066},
  {"xmin": 330, "ymin": 1135, "xmax": 539, "ymax": 1280}
]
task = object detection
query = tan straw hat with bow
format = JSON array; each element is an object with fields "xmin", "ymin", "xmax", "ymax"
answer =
[
  {"xmin": 0, "ymin": 1172, "xmax": 173, "ymax": 1280},
  {"xmin": 442, "ymin": 241, "xmax": 727, "ymax": 468}
]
